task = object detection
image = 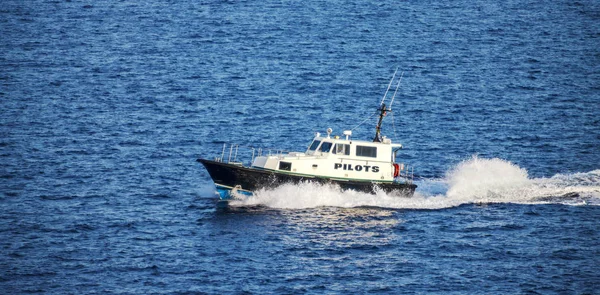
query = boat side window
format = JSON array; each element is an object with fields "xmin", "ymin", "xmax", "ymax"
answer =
[
  {"xmin": 309, "ymin": 140, "xmax": 321, "ymax": 151},
  {"xmin": 356, "ymin": 145, "xmax": 377, "ymax": 158},
  {"xmin": 279, "ymin": 161, "xmax": 292, "ymax": 171},
  {"xmin": 319, "ymin": 142, "xmax": 333, "ymax": 152},
  {"xmin": 333, "ymin": 144, "xmax": 350, "ymax": 155}
]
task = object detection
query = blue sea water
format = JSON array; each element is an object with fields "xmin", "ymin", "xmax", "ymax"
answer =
[{"xmin": 1, "ymin": 0, "xmax": 600, "ymax": 294}]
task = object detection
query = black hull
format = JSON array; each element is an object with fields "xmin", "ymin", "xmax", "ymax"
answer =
[{"xmin": 197, "ymin": 159, "xmax": 417, "ymax": 196}]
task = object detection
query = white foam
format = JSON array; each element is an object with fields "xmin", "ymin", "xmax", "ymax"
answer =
[{"xmin": 228, "ymin": 157, "xmax": 600, "ymax": 209}]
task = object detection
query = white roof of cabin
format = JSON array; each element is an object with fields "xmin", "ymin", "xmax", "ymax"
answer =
[{"xmin": 311, "ymin": 136, "xmax": 402, "ymax": 148}]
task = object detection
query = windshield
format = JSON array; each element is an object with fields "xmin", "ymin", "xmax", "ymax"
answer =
[
  {"xmin": 308, "ymin": 140, "xmax": 321, "ymax": 151},
  {"xmin": 319, "ymin": 141, "xmax": 333, "ymax": 152}
]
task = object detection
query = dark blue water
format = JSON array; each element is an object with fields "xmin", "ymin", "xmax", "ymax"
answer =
[{"xmin": 1, "ymin": 0, "xmax": 599, "ymax": 294}]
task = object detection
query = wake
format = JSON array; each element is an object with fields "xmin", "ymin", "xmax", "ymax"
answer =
[{"xmin": 228, "ymin": 156, "xmax": 600, "ymax": 209}]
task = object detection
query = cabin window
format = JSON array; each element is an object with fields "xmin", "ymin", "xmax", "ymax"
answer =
[
  {"xmin": 309, "ymin": 140, "xmax": 321, "ymax": 151},
  {"xmin": 279, "ymin": 161, "xmax": 292, "ymax": 171},
  {"xmin": 333, "ymin": 144, "xmax": 350, "ymax": 155},
  {"xmin": 356, "ymin": 145, "xmax": 377, "ymax": 158},
  {"xmin": 319, "ymin": 142, "xmax": 333, "ymax": 152}
]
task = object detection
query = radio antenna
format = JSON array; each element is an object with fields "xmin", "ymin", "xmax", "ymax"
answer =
[
  {"xmin": 379, "ymin": 67, "xmax": 398, "ymax": 106},
  {"xmin": 389, "ymin": 71, "xmax": 404, "ymax": 110}
]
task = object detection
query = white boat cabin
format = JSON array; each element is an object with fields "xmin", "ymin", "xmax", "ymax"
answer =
[{"xmin": 251, "ymin": 130, "xmax": 406, "ymax": 183}]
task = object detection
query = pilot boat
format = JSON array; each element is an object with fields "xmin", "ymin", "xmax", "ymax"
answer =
[{"xmin": 198, "ymin": 70, "xmax": 417, "ymax": 200}]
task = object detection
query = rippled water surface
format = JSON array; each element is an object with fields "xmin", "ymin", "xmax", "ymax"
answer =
[{"xmin": 1, "ymin": 0, "xmax": 599, "ymax": 294}]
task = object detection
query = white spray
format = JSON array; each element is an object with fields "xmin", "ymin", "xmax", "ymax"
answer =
[{"xmin": 228, "ymin": 156, "xmax": 600, "ymax": 209}]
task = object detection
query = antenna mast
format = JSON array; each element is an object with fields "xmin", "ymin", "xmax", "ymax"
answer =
[{"xmin": 373, "ymin": 102, "xmax": 389, "ymax": 142}]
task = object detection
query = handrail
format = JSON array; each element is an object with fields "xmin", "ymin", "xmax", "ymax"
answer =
[{"xmin": 214, "ymin": 143, "xmax": 300, "ymax": 166}]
